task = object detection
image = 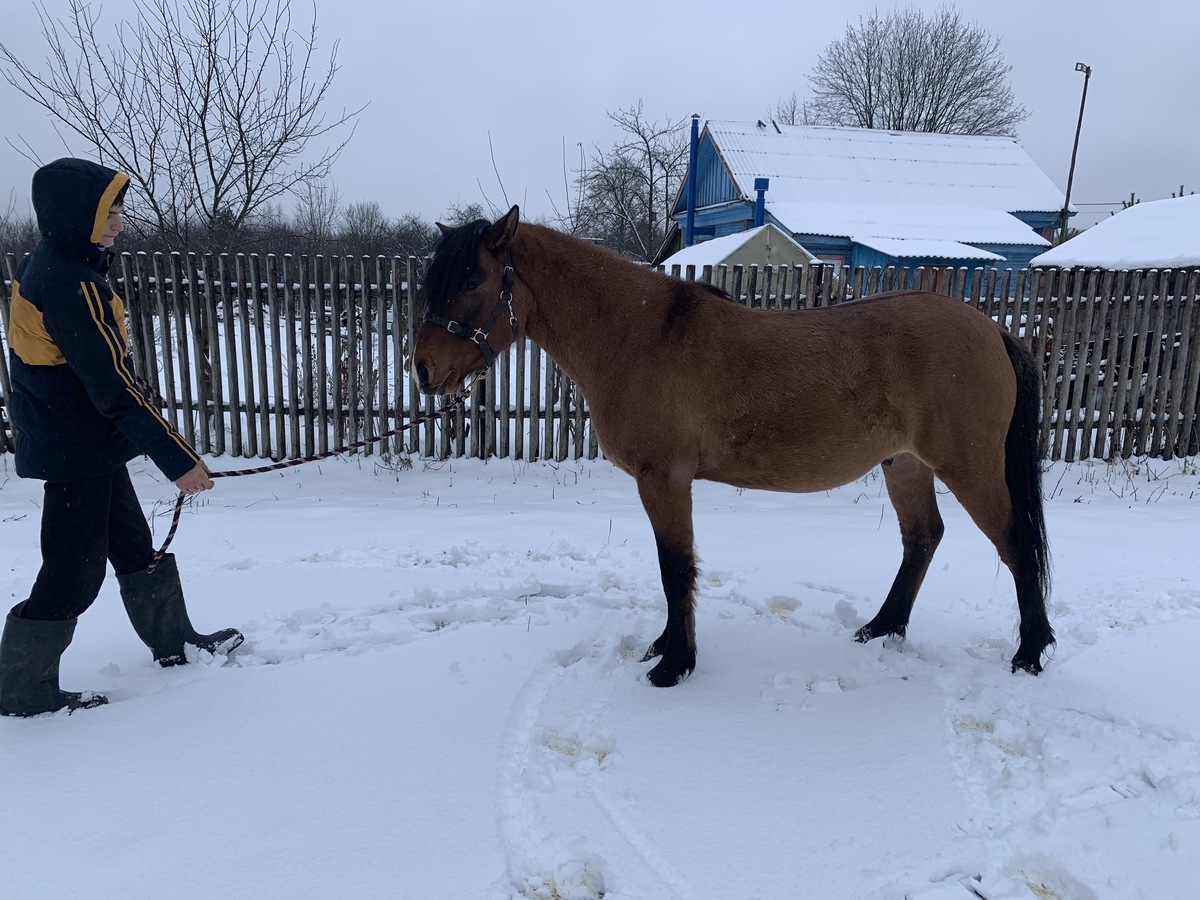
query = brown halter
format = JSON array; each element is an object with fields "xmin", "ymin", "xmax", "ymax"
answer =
[{"xmin": 422, "ymin": 252, "xmax": 518, "ymax": 369}]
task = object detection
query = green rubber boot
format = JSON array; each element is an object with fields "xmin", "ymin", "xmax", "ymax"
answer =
[
  {"xmin": 0, "ymin": 608, "xmax": 108, "ymax": 717},
  {"xmin": 118, "ymin": 554, "xmax": 243, "ymax": 667}
]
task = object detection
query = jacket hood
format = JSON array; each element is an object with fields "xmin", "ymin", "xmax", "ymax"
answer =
[{"xmin": 32, "ymin": 157, "xmax": 129, "ymax": 254}]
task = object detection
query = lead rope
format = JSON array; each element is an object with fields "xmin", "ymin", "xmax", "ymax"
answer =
[{"xmin": 140, "ymin": 379, "xmax": 470, "ymax": 573}]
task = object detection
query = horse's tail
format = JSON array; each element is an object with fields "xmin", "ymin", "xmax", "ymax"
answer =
[{"xmin": 1001, "ymin": 331, "xmax": 1052, "ymax": 613}]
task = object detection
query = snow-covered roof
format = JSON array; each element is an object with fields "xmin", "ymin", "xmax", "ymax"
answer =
[
  {"xmin": 1030, "ymin": 194, "xmax": 1200, "ymax": 269},
  {"xmin": 767, "ymin": 202, "xmax": 1039, "ymax": 258},
  {"xmin": 854, "ymin": 237, "xmax": 1004, "ymax": 262},
  {"xmin": 708, "ymin": 121, "xmax": 1066, "ymax": 212},
  {"xmin": 704, "ymin": 121, "xmax": 1063, "ymax": 258},
  {"xmin": 660, "ymin": 224, "xmax": 816, "ymax": 270}
]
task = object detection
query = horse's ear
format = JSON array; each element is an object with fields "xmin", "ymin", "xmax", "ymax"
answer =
[
  {"xmin": 436, "ymin": 222, "xmax": 453, "ymax": 235},
  {"xmin": 484, "ymin": 205, "xmax": 520, "ymax": 251}
]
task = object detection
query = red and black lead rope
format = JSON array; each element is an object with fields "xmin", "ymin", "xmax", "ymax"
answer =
[{"xmin": 145, "ymin": 390, "xmax": 470, "ymax": 573}]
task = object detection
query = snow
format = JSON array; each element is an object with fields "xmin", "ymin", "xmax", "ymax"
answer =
[
  {"xmin": 2, "ymin": 452, "xmax": 1198, "ymax": 900},
  {"xmin": 1031, "ymin": 194, "xmax": 1200, "ymax": 270}
]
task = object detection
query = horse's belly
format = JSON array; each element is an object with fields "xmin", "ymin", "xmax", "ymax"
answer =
[{"xmin": 699, "ymin": 446, "xmax": 888, "ymax": 494}]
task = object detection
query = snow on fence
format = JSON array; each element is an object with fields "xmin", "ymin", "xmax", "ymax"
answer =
[{"xmin": 2, "ymin": 252, "xmax": 1199, "ymax": 463}]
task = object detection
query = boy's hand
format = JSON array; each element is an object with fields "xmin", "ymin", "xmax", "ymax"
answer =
[{"xmin": 174, "ymin": 462, "xmax": 214, "ymax": 494}]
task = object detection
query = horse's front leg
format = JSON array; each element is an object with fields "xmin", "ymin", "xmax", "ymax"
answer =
[{"xmin": 636, "ymin": 469, "xmax": 697, "ymax": 687}]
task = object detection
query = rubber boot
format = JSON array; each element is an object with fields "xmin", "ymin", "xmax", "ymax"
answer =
[
  {"xmin": 0, "ymin": 607, "xmax": 108, "ymax": 717},
  {"xmin": 117, "ymin": 554, "xmax": 244, "ymax": 667}
]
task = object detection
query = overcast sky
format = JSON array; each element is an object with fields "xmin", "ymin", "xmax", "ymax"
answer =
[{"xmin": 2, "ymin": 0, "xmax": 1197, "ymax": 232}]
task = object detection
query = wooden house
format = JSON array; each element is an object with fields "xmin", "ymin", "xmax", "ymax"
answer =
[{"xmin": 664, "ymin": 119, "xmax": 1067, "ymax": 274}]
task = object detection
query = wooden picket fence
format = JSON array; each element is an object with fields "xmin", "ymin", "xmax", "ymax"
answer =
[{"xmin": 2, "ymin": 251, "xmax": 1199, "ymax": 463}]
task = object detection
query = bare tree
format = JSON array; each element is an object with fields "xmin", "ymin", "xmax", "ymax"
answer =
[
  {"xmin": 769, "ymin": 92, "xmax": 812, "ymax": 127},
  {"xmin": 290, "ymin": 181, "xmax": 341, "ymax": 254},
  {"xmin": 573, "ymin": 100, "xmax": 689, "ymax": 261},
  {"xmin": 0, "ymin": 0, "xmax": 363, "ymax": 248},
  {"xmin": 807, "ymin": 5, "xmax": 1027, "ymax": 136},
  {"xmin": 0, "ymin": 196, "xmax": 40, "ymax": 256},
  {"xmin": 388, "ymin": 212, "xmax": 439, "ymax": 260},
  {"xmin": 339, "ymin": 200, "xmax": 391, "ymax": 256},
  {"xmin": 440, "ymin": 201, "xmax": 489, "ymax": 227},
  {"xmin": 545, "ymin": 138, "xmax": 589, "ymax": 236}
]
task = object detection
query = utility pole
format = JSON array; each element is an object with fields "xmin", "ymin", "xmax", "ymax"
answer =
[{"xmin": 1060, "ymin": 62, "xmax": 1092, "ymax": 242}]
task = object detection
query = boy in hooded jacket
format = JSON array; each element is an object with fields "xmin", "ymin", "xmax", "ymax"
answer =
[{"xmin": 1, "ymin": 157, "xmax": 242, "ymax": 717}]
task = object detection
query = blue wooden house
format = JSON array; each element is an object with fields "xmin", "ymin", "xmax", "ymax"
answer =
[{"xmin": 664, "ymin": 119, "xmax": 1069, "ymax": 274}]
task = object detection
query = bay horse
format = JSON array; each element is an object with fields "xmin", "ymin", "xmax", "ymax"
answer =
[{"xmin": 412, "ymin": 206, "xmax": 1053, "ymax": 687}]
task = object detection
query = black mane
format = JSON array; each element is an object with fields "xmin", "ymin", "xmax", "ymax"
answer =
[
  {"xmin": 698, "ymin": 281, "xmax": 734, "ymax": 302},
  {"xmin": 419, "ymin": 218, "xmax": 490, "ymax": 315}
]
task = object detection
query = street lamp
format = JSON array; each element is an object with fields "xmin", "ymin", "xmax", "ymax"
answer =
[{"xmin": 1059, "ymin": 62, "xmax": 1092, "ymax": 242}]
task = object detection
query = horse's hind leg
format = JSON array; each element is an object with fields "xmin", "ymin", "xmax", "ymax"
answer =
[
  {"xmin": 856, "ymin": 453, "xmax": 944, "ymax": 644},
  {"xmin": 636, "ymin": 469, "xmax": 698, "ymax": 687},
  {"xmin": 936, "ymin": 460, "xmax": 1054, "ymax": 674}
]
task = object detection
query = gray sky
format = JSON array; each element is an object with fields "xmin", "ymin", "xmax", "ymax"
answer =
[{"xmin": 2, "ymin": 0, "xmax": 1197, "ymax": 232}]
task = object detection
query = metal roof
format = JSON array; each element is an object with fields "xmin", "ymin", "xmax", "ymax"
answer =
[
  {"xmin": 708, "ymin": 121, "xmax": 1066, "ymax": 212},
  {"xmin": 767, "ymin": 202, "xmax": 1049, "ymax": 251},
  {"xmin": 704, "ymin": 121, "xmax": 1064, "ymax": 257}
]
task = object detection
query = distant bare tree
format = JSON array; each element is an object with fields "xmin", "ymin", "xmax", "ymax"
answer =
[
  {"xmin": 0, "ymin": 198, "xmax": 39, "ymax": 256},
  {"xmin": 808, "ymin": 5, "xmax": 1027, "ymax": 136},
  {"xmin": 0, "ymin": 0, "xmax": 363, "ymax": 248},
  {"xmin": 291, "ymin": 181, "xmax": 341, "ymax": 254},
  {"xmin": 546, "ymin": 138, "xmax": 589, "ymax": 236},
  {"xmin": 440, "ymin": 201, "xmax": 489, "ymax": 227},
  {"xmin": 769, "ymin": 92, "xmax": 811, "ymax": 127},
  {"xmin": 389, "ymin": 213, "xmax": 439, "ymax": 260},
  {"xmin": 339, "ymin": 200, "xmax": 391, "ymax": 256},
  {"xmin": 573, "ymin": 100, "xmax": 689, "ymax": 261}
]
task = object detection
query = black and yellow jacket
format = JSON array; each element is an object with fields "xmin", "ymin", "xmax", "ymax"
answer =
[{"xmin": 6, "ymin": 158, "xmax": 200, "ymax": 483}]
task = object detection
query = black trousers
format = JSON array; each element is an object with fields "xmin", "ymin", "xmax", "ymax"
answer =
[{"xmin": 20, "ymin": 467, "xmax": 156, "ymax": 621}]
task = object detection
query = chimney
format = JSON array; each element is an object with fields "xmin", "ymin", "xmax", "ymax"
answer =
[
  {"xmin": 753, "ymin": 177, "xmax": 769, "ymax": 227},
  {"xmin": 684, "ymin": 114, "xmax": 700, "ymax": 247}
]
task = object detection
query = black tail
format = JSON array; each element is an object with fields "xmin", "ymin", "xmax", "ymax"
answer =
[{"xmin": 1001, "ymin": 332, "xmax": 1054, "ymax": 668}]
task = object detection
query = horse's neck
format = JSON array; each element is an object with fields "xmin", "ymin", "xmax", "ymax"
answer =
[{"xmin": 515, "ymin": 229, "xmax": 645, "ymax": 388}]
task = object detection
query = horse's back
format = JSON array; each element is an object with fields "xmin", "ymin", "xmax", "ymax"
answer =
[
  {"xmin": 684, "ymin": 289, "xmax": 1020, "ymax": 489},
  {"xmin": 716, "ymin": 289, "xmax": 1015, "ymax": 394}
]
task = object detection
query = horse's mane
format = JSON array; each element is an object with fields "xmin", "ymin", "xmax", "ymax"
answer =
[
  {"xmin": 421, "ymin": 217, "xmax": 739, "ymax": 319},
  {"xmin": 696, "ymin": 281, "xmax": 734, "ymax": 302},
  {"xmin": 419, "ymin": 218, "xmax": 491, "ymax": 315}
]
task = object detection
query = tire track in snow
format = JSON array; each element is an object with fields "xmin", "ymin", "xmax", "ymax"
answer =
[{"xmin": 496, "ymin": 623, "xmax": 697, "ymax": 900}]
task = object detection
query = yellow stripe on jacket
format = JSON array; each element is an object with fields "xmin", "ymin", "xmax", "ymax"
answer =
[{"xmin": 81, "ymin": 281, "xmax": 197, "ymax": 458}]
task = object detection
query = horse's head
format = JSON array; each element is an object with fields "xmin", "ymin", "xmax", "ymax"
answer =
[{"xmin": 411, "ymin": 205, "xmax": 521, "ymax": 395}]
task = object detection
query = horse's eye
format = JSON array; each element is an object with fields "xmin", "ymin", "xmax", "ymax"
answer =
[{"xmin": 463, "ymin": 279, "xmax": 479, "ymax": 292}]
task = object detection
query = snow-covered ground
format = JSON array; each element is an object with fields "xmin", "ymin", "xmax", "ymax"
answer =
[{"xmin": 1, "ymin": 452, "xmax": 1197, "ymax": 900}]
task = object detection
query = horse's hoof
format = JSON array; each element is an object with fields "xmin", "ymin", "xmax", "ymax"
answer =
[
  {"xmin": 645, "ymin": 663, "xmax": 691, "ymax": 687},
  {"xmin": 1011, "ymin": 653, "xmax": 1044, "ymax": 675},
  {"xmin": 1011, "ymin": 634, "xmax": 1054, "ymax": 674},
  {"xmin": 854, "ymin": 622, "xmax": 905, "ymax": 644}
]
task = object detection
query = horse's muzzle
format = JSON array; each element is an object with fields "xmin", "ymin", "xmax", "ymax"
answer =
[{"xmin": 413, "ymin": 361, "xmax": 457, "ymax": 395}]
